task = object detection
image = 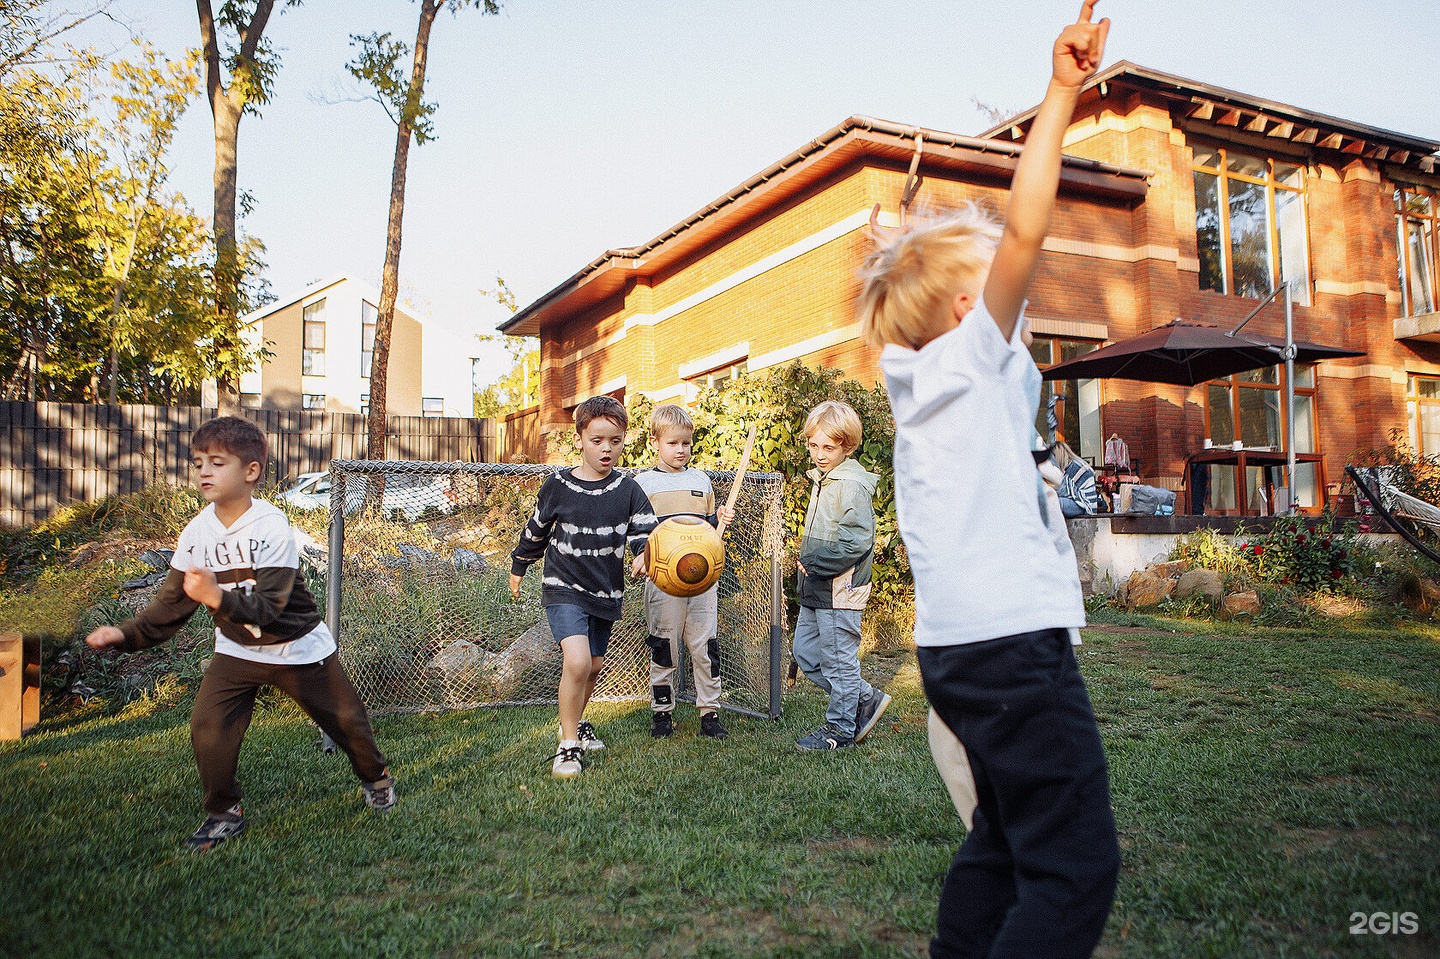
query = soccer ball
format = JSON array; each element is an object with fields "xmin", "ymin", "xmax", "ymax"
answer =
[{"xmin": 646, "ymin": 516, "xmax": 725, "ymax": 598}]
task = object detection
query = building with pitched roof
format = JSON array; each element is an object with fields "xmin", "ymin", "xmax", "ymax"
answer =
[{"xmin": 503, "ymin": 62, "xmax": 1440, "ymax": 514}]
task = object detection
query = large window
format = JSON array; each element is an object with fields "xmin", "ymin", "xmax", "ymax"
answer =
[
  {"xmin": 1193, "ymin": 146, "xmax": 1311, "ymax": 305},
  {"xmin": 302, "ymin": 299, "xmax": 327, "ymax": 376},
  {"xmin": 361, "ymin": 300, "xmax": 378, "ymax": 378},
  {"xmin": 1205, "ymin": 365, "xmax": 1319, "ymax": 509},
  {"xmin": 1397, "ymin": 186, "xmax": 1438, "ymax": 317},
  {"xmin": 1029, "ymin": 336, "xmax": 1101, "ymax": 461},
  {"xmin": 1408, "ymin": 376, "xmax": 1440, "ymax": 455}
]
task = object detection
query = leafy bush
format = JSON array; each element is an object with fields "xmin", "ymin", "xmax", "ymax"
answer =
[{"xmin": 1171, "ymin": 515, "xmax": 1362, "ymax": 595}]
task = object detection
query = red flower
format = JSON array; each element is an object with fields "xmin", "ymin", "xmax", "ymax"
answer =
[
  {"xmin": 1331, "ymin": 569, "xmax": 1343, "ymax": 578},
  {"xmin": 1253, "ymin": 544, "xmax": 1264, "ymax": 556},
  {"xmin": 1337, "ymin": 550, "xmax": 1348, "ymax": 560},
  {"xmin": 1321, "ymin": 539, "xmax": 1332, "ymax": 548},
  {"xmin": 1296, "ymin": 534, "xmax": 1308, "ymax": 545}
]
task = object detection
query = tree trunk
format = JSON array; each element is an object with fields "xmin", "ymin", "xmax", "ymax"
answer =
[
  {"xmin": 196, "ymin": 0, "xmax": 277, "ymax": 412},
  {"xmin": 367, "ymin": 0, "xmax": 440, "ymax": 461}
]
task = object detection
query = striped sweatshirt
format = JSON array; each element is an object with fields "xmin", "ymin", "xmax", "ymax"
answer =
[{"xmin": 510, "ymin": 468, "xmax": 657, "ymax": 620}]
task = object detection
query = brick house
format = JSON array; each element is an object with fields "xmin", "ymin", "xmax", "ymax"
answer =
[{"xmin": 502, "ymin": 61, "xmax": 1440, "ymax": 514}]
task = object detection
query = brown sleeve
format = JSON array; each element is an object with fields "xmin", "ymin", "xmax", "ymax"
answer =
[
  {"xmin": 214, "ymin": 566, "xmax": 297, "ymax": 633},
  {"xmin": 119, "ymin": 569, "xmax": 201, "ymax": 652}
]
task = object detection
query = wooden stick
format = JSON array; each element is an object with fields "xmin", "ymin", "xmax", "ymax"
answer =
[{"xmin": 723, "ymin": 425, "xmax": 758, "ymax": 516}]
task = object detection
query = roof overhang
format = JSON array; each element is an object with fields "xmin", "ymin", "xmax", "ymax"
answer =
[
  {"xmin": 501, "ymin": 115, "xmax": 1149, "ymax": 337},
  {"xmin": 983, "ymin": 61, "xmax": 1440, "ymax": 174}
]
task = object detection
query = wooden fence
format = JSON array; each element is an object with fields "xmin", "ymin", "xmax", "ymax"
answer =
[{"xmin": 0, "ymin": 402, "xmax": 497, "ymax": 527}]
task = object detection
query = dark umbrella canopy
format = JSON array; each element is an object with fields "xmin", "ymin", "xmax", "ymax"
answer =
[{"xmin": 1039, "ymin": 319, "xmax": 1364, "ymax": 386}]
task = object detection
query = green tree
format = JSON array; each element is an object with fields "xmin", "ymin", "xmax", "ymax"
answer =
[
  {"xmin": 348, "ymin": 0, "xmax": 501, "ymax": 459},
  {"xmin": 0, "ymin": 37, "xmax": 242, "ymax": 402},
  {"xmin": 195, "ymin": 0, "xmax": 297, "ymax": 407},
  {"xmin": 473, "ymin": 276, "xmax": 536, "ymax": 418}
]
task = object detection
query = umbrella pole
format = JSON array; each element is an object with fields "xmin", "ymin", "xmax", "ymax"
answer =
[{"xmin": 1284, "ymin": 281, "xmax": 1297, "ymax": 514}]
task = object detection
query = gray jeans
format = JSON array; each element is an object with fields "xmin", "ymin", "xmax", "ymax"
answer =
[{"xmin": 791, "ymin": 606, "xmax": 874, "ymax": 739}]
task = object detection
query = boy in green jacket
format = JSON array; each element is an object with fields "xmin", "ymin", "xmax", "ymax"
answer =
[{"xmin": 793, "ymin": 400, "xmax": 891, "ymax": 750}]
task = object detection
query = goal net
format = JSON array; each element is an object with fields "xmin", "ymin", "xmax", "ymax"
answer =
[{"xmin": 319, "ymin": 460, "xmax": 787, "ymax": 720}]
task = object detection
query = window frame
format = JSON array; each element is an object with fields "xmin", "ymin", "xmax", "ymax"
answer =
[
  {"xmin": 1204, "ymin": 365, "xmax": 1321, "ymax": 511},
  {"xmin": 1029, "ymin": 335, "xmax": 1102, "ymax": 462},
  {"xmin": 361, "ymin": 300, "xmax": 378, "ymax": 379},
  {"xmin": 1407, "ymin": 374, "xmax": 1440, "ymax": 456},
  {"xmin": 302, "ymin": 299, "xmax": 327, "ymax": 376},
  {"xmin": 301, "ymin": 393, "xmax": 326, "ymax": 411},
  {"xmin": 1192, "ymin": 144, "xmax": 1312, "ymax": 305},
  {"xmin": 1396, "ymin": 185, "xmax": 1439, "ymax": 317}
]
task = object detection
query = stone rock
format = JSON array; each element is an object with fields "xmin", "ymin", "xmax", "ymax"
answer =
[
  {"xmin": 1125, "ymin": 569, "xmax": 1174, "ymax": 609},
  {"xmin": 1150, "ymin": 560, "xmax": 1190, "ymax": 580},
  {"xmin": 1174, "ymin": 568, "xmax": 1224, "ymax": 601},
  {"xmin": 426, "ymin": 620, "xmax": 559, "ymax": 701},
  {"xmin": 1223, "ymin": 590, "xmax": 1261, "ymax": 616}
]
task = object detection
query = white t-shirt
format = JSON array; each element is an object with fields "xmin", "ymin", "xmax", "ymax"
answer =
[
  {"xmin": 881, "ymin": 298, "xmax": 1086, "ymax": 647},
  {"xmin": 171, "ymin": 500, "xmax": 336, "ymax": 665}
]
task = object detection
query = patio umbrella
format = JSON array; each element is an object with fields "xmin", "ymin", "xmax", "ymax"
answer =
[
  {"xmin": 1040, "ymin": 287, "xmax": 1365, "ymax": 514},
  {"xmin": 1039, "ymin": 318, "xmax": 1363, "ymax": 387}
]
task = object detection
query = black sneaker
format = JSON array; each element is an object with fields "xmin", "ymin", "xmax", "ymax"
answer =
[
  {"xmin": 795, "ymin": 724, "xmax": 854, "ymax": 752},
  {"xmin": 184, "ymin": 803, "xmax": 245, "ymax": 852},
  {"xmin": 576, "ymin": 720, "xmax": 606, "ymax": 752},
  {"xmin": 699, "ymin": 712, "xmax": 729, "ymax": 739},
  {"xmin": 362, "ymin": 773, "xmax": 397, "ymax": 812},
  {"xmin": 854, "ymin": 690, "xmax": 892, "ymax": 743},
  {"xmin": 651, "ymin": 712, "xmax": 674, "ymax": 738}
]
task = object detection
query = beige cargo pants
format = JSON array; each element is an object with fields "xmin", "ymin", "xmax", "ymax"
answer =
[{"xmin": 643, "ymin": 580, "xmax": 722, "ymax": 713}]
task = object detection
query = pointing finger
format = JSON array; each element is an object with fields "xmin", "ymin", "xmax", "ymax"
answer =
[{"xmin": 1077, "ymin": 0, "xmax": 1099, "ymax": 24}]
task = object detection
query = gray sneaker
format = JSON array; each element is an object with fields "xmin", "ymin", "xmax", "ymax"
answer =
[
  {"xmin": 184, "ymin": 803, "xmax": 245, "ymax": 852},
  {"xmin": 362, "ymin": 773, "xmax": 397, "ymax": 812},
  {"xmin": 854, "ymin": 690, "xmax": 892, "ymax": 743},
  {"xmin": 795, "ymin": 724, "xmax": 854, "ymax": 751}
]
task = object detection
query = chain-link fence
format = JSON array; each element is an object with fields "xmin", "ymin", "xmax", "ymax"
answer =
[{"xmin": 323, "ymin": 460, "xmax": 787, "ymax": 719}]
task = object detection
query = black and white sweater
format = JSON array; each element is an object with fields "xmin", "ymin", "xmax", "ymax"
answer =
[{"xmin": 510, "ymin": 469, "xmax": 657, "ymax": 620}]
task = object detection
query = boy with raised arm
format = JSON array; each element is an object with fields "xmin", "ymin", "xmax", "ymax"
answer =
[
  {"xmin": 855, "ymin": 3, "xmax": 1119, "ymax": 956},
  {"xmin": 509, "ymin": 396, "xmax": 657, "ymax": 778},
  {"xmin": 85, "ymin": 416, "xmax": 394, "ymax": 851}
]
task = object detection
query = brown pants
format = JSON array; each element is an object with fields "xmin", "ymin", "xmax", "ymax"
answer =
[{"xmin": 191, "ymin": 652, "xmax": 387, "ymax": 814}]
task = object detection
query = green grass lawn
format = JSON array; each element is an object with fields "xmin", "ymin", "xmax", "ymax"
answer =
[{"xmin": 2, "ymin": 623, "xmax": 1438, "ymax": 958}]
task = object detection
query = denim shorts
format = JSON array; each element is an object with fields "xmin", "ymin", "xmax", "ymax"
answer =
[{"xmin": 545, "ymin": 603, "xmax": 615, "ymax": 658}]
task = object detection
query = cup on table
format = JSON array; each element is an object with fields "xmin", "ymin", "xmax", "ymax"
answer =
[
  {"xmin": 1232, "ymin": 440, "xmax": 1243, "ymax": 450},
  {"xmin": 1202, "ymin": 438, "xmax": 1213, "ymax": 449}
]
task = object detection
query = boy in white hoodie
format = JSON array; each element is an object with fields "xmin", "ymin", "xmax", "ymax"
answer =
[{"xmin": 86, "ymin": 417, "xmax": 394, "ymax": 851}]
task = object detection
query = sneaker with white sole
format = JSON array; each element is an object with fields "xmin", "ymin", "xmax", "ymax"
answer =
[
  {"xmin": 854, "ymin": 690, "xmax": 892, "ymax": 743},
  {"xmin": 552, "ymin": 740, "xmax": 584, "ymax": 779},
  {"xmin": 184, "ymin": 803, "xmax": 245, "ymax": 852},
  {"xmin": 795, "ymin": 724, "xmax": 854, "ymax": 752},
  {"xmin": 362, "ymin": 773, "xmax": 397, "ymax": 812},
  {"xmin": 576, "ymin": 719, "xmax": 605, "ymax": 752}
]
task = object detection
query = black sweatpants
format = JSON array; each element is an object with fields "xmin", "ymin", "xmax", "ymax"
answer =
[
  {"xmin": 190, "ymin": 652, "xmax": 388, "ymax": 815},
  {"xmin": 918, "ymin": 629, "xmax": 1120, "ymax": 959}
]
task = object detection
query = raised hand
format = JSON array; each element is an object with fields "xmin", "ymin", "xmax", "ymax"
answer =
[{"xmin": 1054, "ymin": 0, "xmax": 1110, "ymax": 88}]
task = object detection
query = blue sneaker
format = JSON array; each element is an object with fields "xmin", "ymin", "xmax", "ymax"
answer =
[
  {"xmin": 854, "ymin": 690, "xmax": 892, "ymax": 743},
  {"xmin": 795, "ymin": 724, "xmax": 854, "ymax": 751}
]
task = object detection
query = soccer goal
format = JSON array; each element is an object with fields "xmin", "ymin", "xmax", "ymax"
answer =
[{"xmin": 320, "ymin": 460, "xmax": 788, "ymax": 720}]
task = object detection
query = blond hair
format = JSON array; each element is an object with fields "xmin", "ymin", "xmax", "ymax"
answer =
[
  {"xmin": 856, "ymin": 203, "xmax": 1002, "ymax": 350},
  {"xmin": 649, "ymin": 403, "xmax": 694, "ymax": 437},
  {"xmin": 805, "ymin": 400, "xmax": 862, "ymax": 453}
]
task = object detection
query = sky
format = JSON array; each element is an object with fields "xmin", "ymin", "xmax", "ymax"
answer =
[{"xmin": 71, "ymin": 0, "xmax": 1440, "ymax": 388}]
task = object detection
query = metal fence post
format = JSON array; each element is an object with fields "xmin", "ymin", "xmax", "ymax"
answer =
[{"xmin": 769, "ymin": 551, "xmax": 784, "ymax": 720}]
